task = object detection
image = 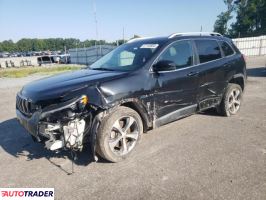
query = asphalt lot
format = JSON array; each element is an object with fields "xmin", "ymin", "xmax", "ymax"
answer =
[{"xmin": 0, "ymin": 57, "xmax": 266, "ymax": 200}]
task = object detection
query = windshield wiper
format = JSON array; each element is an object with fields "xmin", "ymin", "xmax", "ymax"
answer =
[{"xmin": 91, "ymin": 67, "xmax": 116, "ymax": 71}]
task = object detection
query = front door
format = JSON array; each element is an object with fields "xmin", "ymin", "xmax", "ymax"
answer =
[{"xmin": 153, "ymin": 40, "xmax": 199, "ymax": 126}]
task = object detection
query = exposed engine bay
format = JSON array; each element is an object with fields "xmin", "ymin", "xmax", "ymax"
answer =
[
  {"xmin": 35, "ymin": 95, "xmax": 95, "ymax": 152},
  {"xmin": 39, "ymin": 118, "xmax": 86, "ymax": 151}
]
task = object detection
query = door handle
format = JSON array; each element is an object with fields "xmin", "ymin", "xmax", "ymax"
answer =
[
  {"xmin": 224, "ymin": 63, "xmax": 231, "ymax": 68},
  {"xmin": 187, "ymin": 71, "xmax": 199, "ymax": 77}
]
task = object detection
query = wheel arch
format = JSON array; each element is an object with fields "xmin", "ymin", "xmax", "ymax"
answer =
[
  {"xmin": 229, "ymin": 74, "xmax": 245, "ymax": 91},
  {"xmin": 120, "ymin": 100, "xmax": 152, "ymax": 133}
]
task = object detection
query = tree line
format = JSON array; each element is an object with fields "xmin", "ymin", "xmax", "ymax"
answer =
[
  {"xmin": 0, "ymin": 38, "xmax": 126, "ymax": 53},
  {"xmin": 214, "ymin": 0, "xmax": 266, "ymax": 37}
]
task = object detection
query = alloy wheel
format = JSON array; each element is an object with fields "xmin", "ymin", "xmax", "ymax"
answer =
[
  {"xmin": 228, "ymin": 88, "xmax": 241, "ymax": 114},
  {"xmin": 108, "ymin": 116, "xmax": 140, "ymax": 156}
]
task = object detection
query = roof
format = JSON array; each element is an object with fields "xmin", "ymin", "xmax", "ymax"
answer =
[{"xmin": 127, "ymin": 32, "xmax": 225, "ymax": 44}]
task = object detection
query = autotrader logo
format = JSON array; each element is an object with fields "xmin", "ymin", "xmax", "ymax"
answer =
[{"xmin": 0, "ymin": 188, "xmax": 54, "ymax": 200}]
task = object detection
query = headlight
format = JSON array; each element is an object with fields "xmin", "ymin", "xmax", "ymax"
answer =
[
  {"xmin": 77, "ymin": 95, "xmax": 88, "ymax": 111},
  {"xmin": 40, "ymin": 95, "xmax": 89, "ymax": 119},
  {"xmin": 80, "ymin": 95, "xmax": 88, "ymax": 105}
]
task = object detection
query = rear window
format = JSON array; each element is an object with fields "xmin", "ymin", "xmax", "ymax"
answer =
[
  {"xmin": 220, "ymin": 41, "xmax": 234, "ymax": 56},
  {"xmin": 195, "ymin": 40, "xmax": 222, "ymax": 63}
]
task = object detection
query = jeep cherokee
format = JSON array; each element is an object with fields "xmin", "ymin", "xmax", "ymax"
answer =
[{"xmin": 16, "ymin": 32, "xmax": 247, "ymax": 162}]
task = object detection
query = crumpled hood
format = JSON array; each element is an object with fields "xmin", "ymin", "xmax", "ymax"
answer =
[{"xmin": 20, "ymin": 69, "xmax": 126, "ymax": 103}]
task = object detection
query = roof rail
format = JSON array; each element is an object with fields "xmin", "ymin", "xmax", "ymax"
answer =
[
  {"xmin": 127, "ymin": 37, "xmax": 154, "ymax": 43},
  {"xmin": 168, "ymin": 32, "xmax": 222, "ymax": 39}
]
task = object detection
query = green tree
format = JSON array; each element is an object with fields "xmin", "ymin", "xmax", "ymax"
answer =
[
  {"xmin": 213, "ymin": 0, "xmax": 235, "ymax": 35},
  {"xmin": 17, "ymin": 39, "xmax": 32, "ymax": 52},
  {"xmin": 1, "ymin": 40, "xmax": 16, "ymax": 52},
  {"xmin": 229, "ymin": 0, "xmax": 266, "ymax": 37},
  {"xmin": 213, "ymin": 11, "xmax": 232, "ymax": 35},
  {"xmin": 215, "ymin": 0, "xmax": 266, "ymax": 37},
  {"xmin": 0, "ymin": 38, "xmax": 113, "ymax": 52}
]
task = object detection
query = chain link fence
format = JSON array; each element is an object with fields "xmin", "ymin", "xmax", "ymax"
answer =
[
  {"xmin": 69, "ymin": 45, "xmax": 116, "ymax": 65},
  {"xmin": 232, "ymin": 35, "xmax": 266, "ymax": 56}
]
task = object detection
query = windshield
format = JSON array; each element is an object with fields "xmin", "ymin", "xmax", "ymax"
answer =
[{"xmin": 89, "ymin": 41, "xmax": 164, "ymax": 71}]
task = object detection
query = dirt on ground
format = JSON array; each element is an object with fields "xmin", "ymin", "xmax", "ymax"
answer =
[{"xmin": 0, "ymin": 57, "xmax": 265, "ymax": 200}]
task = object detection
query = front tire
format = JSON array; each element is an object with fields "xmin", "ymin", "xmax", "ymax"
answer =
[
  {"xmin": 96, "ymin": 106, "xmax": 143, "ymax": 162},
  {"xmin": 218, "ymin": 83, "xmax": 243, "ymax": 117}
]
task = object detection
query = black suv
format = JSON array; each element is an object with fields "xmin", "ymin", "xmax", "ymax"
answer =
[{"xmin": 16, "ymin": 32, "xmax": 246, "ymax": 162}]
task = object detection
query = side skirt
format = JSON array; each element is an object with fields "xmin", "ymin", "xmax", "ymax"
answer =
[
  {"xmin": 155, "ymin": 104, "xmax": 197, "ymax": 127},
  {"xmin": 198, "ymin": 97, "xmax": 221, "ymax": 111}
]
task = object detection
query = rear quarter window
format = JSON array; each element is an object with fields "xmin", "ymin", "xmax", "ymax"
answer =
[
  {"xmin": 195, "ymin": 40, "xmax": 222, "ymax": 63},
  {"xmin": 220, "ymin": 41, "xmax": 235, "ymax": 56}
]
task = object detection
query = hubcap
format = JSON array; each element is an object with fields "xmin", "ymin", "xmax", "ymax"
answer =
[
  {"xmin": 228, "ymin": 88, "xmax": 241, "ymax": 114},
  {"xmin": 108, "ymin": 116, "xmax": 139, "ymax": 156}
]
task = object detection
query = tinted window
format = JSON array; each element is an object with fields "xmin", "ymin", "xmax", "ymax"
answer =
[
  {"xmin": 90, "ymin": 41, "xmax": 164, "ymax": 71},
  {"xmin": 119, "ymin": 51, "xmax": 135, "ymax": 66},
  {"xmin": 220, "ymin": 41, "xmax": 234, "ymax": 56},
  {"xmin": 158, "ymin": 40, "xmax": 193, "ymax": 69},
  {"xmin": 195, "ymin": 40, "xmax": 222, "ymax": 63}
]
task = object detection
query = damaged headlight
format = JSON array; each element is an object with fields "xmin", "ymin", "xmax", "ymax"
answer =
[
  {"xmin": 40, "ymin": 95, "xmax": 89, "ymax": 151},
  {"xmin": 68, "ymin": 95, "xmax": 89, "ymax": 112},
  {"xmin": 62, "ymin": 95, "xmax": 89, "ymax": 119},
  {"xmin": 77, "ymin": 95, "xmax": 88, "ymax": 111},
  {"xmin": 41, "ymin": 95, "xmax": 89, "ymax": 117}
]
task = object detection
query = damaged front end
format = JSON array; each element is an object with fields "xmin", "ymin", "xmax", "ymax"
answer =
[
  {"xmin": 16, "ymin": 94, "xmax": 99, "ymax": 157},
  {"xmin": 38, "ymin": 95, "xmax": 93, "ymax": 152}
]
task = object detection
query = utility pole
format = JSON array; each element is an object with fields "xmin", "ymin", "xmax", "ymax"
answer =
[
  {"xmin": 92, "ymin": 0, "xmax": 99, "ymax": 46},
  {"xmin": 123, "ymin": 26, "xmax": 125, "ymax": 44},
  {"xmin": 92, "ymin": 0, "xmax": 101, "ymax": 57}
]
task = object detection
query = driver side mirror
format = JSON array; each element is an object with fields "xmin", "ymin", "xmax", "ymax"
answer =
[{"xmin": 153, "ymin": 60, "xmax": 176, "ymax": 72}]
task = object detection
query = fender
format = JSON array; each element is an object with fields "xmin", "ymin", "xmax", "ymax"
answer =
[{"xmin": 228, "ymin": 73, "xmax": 246, "ymax": 91}]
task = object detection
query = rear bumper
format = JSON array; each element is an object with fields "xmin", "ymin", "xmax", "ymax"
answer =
[{"xmin": 16, "ymin": 109, "xmax": 42, "ymax": 141}]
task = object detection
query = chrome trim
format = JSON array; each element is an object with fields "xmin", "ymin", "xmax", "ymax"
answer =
[
  {"xmin": 16, "ymin": 94, "xmax": 32, "ymax": 116},
  {"xmin": 149, "ymin": 38, "xmax": 237, "ymax": 74},
  {"xmin": 168, "ymin": 32, "xmax": 222, "ymax": 39},
  {"xmin": 149, "ymin": 39, "xmax": 194, "ymax": 73}
]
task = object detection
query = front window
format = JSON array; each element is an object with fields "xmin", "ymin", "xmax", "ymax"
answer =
[
  {"xmin": 89, "ymin": 41, "xmax": 164, "ymax": 71},
  {"xmin": 158, "ymin": 40, "xmax": 193, "ymax": 69}
]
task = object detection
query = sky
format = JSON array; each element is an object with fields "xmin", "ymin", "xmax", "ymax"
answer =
[{"xmin": 0, "ymin": 0, "xmax": 227, "ymax": 42}]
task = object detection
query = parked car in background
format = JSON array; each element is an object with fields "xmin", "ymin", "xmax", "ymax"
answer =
[
  {"xmin": 37, "ymin": 56, "xmax": 54, "ymax": 66},
  {"xmin": 16, "ymin": 32, "xmax": 246, "ymax": 162},
  {"xmin": 0, "ymin": 52, "xmax": 10, "ymax": 58},
  {"xmin": 58, "ymin": 54, "xmax": 70, "ymax": 64}
]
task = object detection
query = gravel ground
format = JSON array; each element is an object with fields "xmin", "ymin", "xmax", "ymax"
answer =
[{"xmin": 0, "ymin": 57, "xmax": 265, "ymax": 200}]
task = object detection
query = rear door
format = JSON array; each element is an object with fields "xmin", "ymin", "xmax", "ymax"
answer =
[
  {"xmin": 194, "ymin": 39, "xmax": 226, "ymax": 109},
  {"xmin": 218, "ymin": 40, "xmax": 241, "ymax": 79}
]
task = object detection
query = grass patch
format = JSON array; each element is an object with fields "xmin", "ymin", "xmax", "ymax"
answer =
[{"xmin": 0, "ymin": 65, "xmax": 83, "ymax": 78}]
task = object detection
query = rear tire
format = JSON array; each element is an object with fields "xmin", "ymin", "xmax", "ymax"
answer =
[
  {"xmin": 218, "ymin": 83, "xmax": 243, "ymax": 117},
  {"xmin": 96, "ymin": 106, "xmax": 143, "ymax": 162}
]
